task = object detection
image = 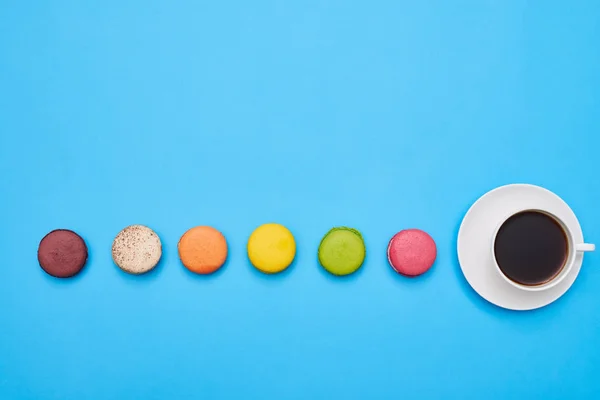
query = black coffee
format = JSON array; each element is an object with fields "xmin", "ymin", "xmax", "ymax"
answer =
[{"xmin": 494, "ymin": 211, "xmax": 568, "ymax": 286}]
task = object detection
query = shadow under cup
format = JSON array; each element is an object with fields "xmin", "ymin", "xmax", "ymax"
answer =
[{"xmin": 493, "ymin": 210, "xmax": 572, "ymax": 288}]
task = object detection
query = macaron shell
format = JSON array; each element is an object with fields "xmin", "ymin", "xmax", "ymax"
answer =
[
  {"xmin": 387, "ymin": 229, "xmax": 436, "ymax": 277},
  {"xmin": 112, "ymin": 225, "xmax": 162, "ymax": 274},
  {"xmin": 247, "ymin": 223, "xmax": 296, "ymax": 274},
  {"xmin": 37, "ymin": 229, "xmax": 88, "ymax": 278},
  {"xmin": 178, "ymin": 226, "xmax": 228, "ymax": 274},
  {"xmin": 318, "ymin": 227, "xmax": 366, "ymax": 276}
]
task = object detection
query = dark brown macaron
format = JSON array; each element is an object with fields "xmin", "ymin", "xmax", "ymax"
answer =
[{"xmin": 37, "ymin": 229, "xmax": 88, "ymax": 278}]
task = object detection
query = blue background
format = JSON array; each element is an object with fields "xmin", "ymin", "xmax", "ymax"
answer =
[{"xmin": 1, "ymin": 1, "xmax": 599, "ymax": 399}]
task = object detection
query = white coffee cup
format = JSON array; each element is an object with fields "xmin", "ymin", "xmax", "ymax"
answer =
[{"xmin": 491, "ymin": 209, "xmax": 595, "ymax": 292}]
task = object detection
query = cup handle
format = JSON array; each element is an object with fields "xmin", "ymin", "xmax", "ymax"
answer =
[{"xmin": 576, "ymin": 243, "xmax": 596, "ymax": 252}]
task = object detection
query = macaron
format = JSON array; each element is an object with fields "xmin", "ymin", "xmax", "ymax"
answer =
[
  {"xmin": 247, "ymin": 223, "xmax": 296, "ymax": 274},
  {"xmin": 112, "ymin": 225, "xmax": 162, "ymax": 274},
  {"xmin": 387, "ymin": 229, "xmax": 436, "ymax": 277},
  {"xmin": 37, "ymin": 229, "xmax": 88, "ymax": 278},
  {"xmin": 318, "ymin": 227, "xmax": 366, "ymax": 276},
  {"xmin": 178, "ymin": 226, "xmax": 228, "ymax": 274}
]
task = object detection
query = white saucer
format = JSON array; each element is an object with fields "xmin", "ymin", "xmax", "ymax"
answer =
[{"xmin": 457, "ymin": 184, "xmax": 587, "ymax": 311}]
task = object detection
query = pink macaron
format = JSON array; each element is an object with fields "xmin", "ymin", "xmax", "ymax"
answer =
[{"xmin": 387, "ymin": 229, "xmax": 436, "ymax": 277}]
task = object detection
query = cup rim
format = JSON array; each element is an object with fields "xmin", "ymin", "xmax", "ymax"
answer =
[{"xmin": 491, "ymin": 208, "xmax": 574, "ymax": 292}]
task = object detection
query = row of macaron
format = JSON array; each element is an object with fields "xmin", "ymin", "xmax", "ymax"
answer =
[{"xmin": 37, "ymin": 223, "xmax": 437, "ymax": 278}]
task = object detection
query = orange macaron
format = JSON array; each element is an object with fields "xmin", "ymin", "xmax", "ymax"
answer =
[{"xmin": 178, "ymin": 226, "xmax": 228, "ymax": 274}]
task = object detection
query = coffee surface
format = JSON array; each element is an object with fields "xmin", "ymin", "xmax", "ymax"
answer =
[{"xmin": 494, "ymin": 211, "xmax": 568, "ymax": 286}]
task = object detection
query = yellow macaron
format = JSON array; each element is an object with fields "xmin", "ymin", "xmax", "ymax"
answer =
[{"xmin": 247, "ymin": 223, "xmax": 296, "ymax": 274}]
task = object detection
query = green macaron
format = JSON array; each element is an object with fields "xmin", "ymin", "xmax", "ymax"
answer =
[{"xmin": 318, "ymin": 227, "xmax": 366, "ymax": 276}]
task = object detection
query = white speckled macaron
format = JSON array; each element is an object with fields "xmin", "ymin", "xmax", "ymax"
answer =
[{"xmin": 112, "ymin": 225, "xmax": 162, "ymax": 274}]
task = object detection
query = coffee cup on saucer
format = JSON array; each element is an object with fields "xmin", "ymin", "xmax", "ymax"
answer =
[{"xmin": 457, "ymin": 184, "xmax": 595, "ymax": 310}]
